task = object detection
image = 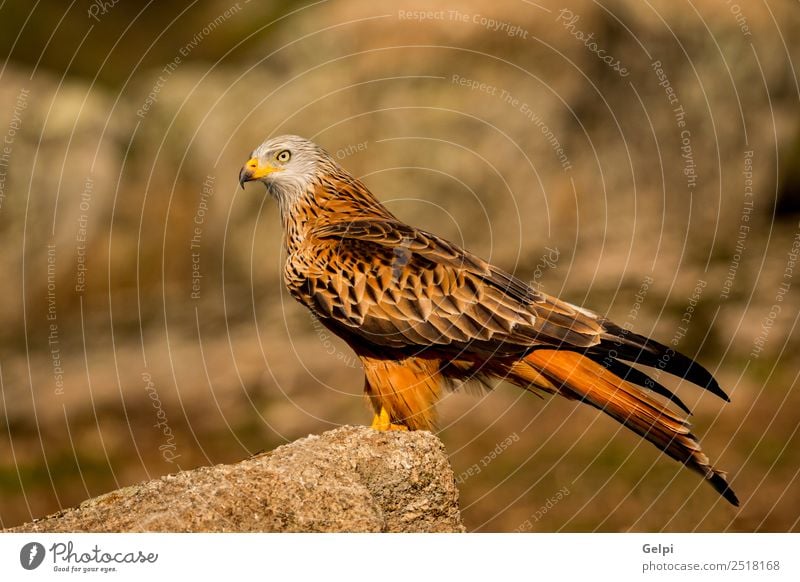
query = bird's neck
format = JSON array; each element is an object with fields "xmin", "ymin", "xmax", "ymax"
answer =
[{"xmin": 280, "ymin": 173, "xmax": 395, "ymax": 251}]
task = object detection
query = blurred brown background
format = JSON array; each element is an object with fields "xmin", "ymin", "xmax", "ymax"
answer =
[{"xmin": 0, "ymin": 0, "xmax": 799, "ymax": 532}]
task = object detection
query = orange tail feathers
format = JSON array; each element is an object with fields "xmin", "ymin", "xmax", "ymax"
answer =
[{"xmin": 507, "ymin": 350, "xmax": 738, "ymax": 506}]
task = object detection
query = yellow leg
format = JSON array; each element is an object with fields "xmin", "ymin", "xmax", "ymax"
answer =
[{"xmin": 370, "ymin": 407, "xmax": 409, "ymax": 431}]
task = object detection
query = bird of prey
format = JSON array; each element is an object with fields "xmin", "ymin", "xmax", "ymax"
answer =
[{"xmin": 239, "ymin": 135, "xmax": 738, "ymax": 506}]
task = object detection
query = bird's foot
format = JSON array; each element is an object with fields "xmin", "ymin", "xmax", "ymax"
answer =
[{"xmin": 370, "ymin": 407, "xmax": 409, "ymax": 431}]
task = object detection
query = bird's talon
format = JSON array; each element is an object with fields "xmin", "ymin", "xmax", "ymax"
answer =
[{"xmin": 370, "ymin": 407, "xmax": 408, "ymax": 431}]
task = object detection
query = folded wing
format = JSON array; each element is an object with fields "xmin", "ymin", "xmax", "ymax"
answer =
[{"xmin": 293, "ymin": 219, "xmax": 604, "ymax": 356}]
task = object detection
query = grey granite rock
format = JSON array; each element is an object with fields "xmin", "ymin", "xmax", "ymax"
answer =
[{"xmin": 7, "ymin": 426, "xmax": 464, "ymax": 533}]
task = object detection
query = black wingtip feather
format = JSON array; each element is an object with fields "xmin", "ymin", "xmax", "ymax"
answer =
[
  {"xmin": 595, "ymin": 322, "xmax": 731, "ymax": 402},
  {"xmin": 710, "ymin": 472, "xmax": 740, "ymax": 507},
  {"xmin": 590, "ymin": 357, "xmax": 694, "ymax": 415},
  {"xmin": 668, "ymin": 349, "xmax": 731, "ymax": 401}
]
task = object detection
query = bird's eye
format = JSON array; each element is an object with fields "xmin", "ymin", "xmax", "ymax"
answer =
[{"xmin": 276, "ymin": 150, "xmax": 291, "ymax": 163}]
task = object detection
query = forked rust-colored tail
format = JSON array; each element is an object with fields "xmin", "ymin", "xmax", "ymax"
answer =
[{"xmin": 506, "ymin": 350, "xmax": 738, "ymax": 506}]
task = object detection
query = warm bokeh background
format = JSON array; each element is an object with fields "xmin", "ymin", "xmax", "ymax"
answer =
[{"xmin": 1, "ymin": 0, "xmax": 798, "ymax": 532}]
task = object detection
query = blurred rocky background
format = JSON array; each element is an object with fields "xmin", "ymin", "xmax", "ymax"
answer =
[{"xmin": 0, "ymin": 0, "xmax": 798, "ymax": 531}]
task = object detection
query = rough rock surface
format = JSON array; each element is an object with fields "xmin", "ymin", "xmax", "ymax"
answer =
[{"xmin": 7, "ymin": 427, "xmax": 464, "ymax": 533}]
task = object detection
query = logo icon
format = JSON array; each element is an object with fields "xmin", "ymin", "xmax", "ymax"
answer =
[{"xmin": 20, "ymin": 542, "xmax": 46, "ymax": 570}]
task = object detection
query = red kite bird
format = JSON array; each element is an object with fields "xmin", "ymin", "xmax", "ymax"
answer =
[{"xmin": 240, "ymin": 135, "xmax": 738, "ymax": 506}]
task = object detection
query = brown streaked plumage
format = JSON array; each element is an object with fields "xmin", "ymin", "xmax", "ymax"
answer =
[{"xmin": 239, "ymin": 135, "xmax": 738, "ymax": 506}]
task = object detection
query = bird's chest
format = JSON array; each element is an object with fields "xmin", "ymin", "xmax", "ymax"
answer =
[
  {"xmin": 283, "ymin": 242, "xmax": 335, "ymax": 309},
  {"xmin": 284, "ymin": 250, "xmax": 314, "ymax": 300},
  {"xmin": 283, "ymin": 239, "xmax": 381, "ymax": 326}
]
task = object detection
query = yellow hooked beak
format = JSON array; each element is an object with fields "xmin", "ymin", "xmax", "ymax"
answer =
[{"xmin": 239, "ymin": 157, "xmax": 278, "ymax": 188}]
